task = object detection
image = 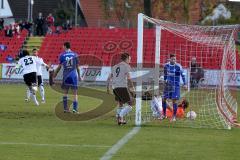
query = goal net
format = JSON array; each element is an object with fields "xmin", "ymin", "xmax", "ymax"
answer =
[{"xmin": 134, "ymin": 13, "xmax": 239, "ymax": 129}]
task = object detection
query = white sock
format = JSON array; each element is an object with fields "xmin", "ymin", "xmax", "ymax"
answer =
[
  {"xmin": 151, "ymin": 104, "xmax": 158, "ymax": 117},
  {"xmin": 119, "ymin": 105, "xmax": 132, "ymax": 118},
  {"xmin": 150, "ymin": 97, "xmax": 162, "ymax": 117},
  {"xmin": 31, "ymin": 92, "xmax": 39, "ymax": 106},
  {"xmin": 150, "ymin": 102, "xmax": 158, "ymax": 113},
  {"xmin": 26, "ymin": 88, "xmax": 30, "ymax": 100},
  {"xmin": 116, "ymin": 107, "xmax": 123, "ymax": 117},
  {"xmin": 39, "ymin": 85, "xmax": 45, "ymax": 101},
  {"xmin": 152, "ymin": 104, "xmax": 161, "ymax": 118}
]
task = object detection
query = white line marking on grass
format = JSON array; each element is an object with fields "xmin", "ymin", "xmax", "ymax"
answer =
[
  {"xmin": 0, "ymin": 142, "xmax": 110, "ymax": 148},
  {"xmin": 100, "ymin": 127, "xmax": 141, "ymax": 160}
]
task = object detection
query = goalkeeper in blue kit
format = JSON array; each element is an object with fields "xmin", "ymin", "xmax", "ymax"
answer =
[{"xmin": 161, "ymin": 54, "xmax": 187, "ymax": 122}]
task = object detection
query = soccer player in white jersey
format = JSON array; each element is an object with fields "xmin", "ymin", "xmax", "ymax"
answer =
[
  {"xmin": 107, "ymin": 53, "xmax": 135, "ymax": 125},
  {"xmin": 25, "ymin": 49, "xmax": 48, "ymax": 103},
  {"xmin": 11, "ymin": 50, "xmax": 47, "ymax": 106}
]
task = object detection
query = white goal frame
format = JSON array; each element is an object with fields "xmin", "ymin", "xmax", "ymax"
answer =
[{"xmin": 135, "ymin": 13, "xmax": 238, "ymax": 129}]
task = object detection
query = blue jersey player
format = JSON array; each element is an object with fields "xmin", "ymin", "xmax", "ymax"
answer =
[
  {"xmin": 161, "ymin": 54, "xmax": 187, "ymax": 122},
  {"xmin": 53, "ymin": 42, "xmax": 80, "ymax": 113}
]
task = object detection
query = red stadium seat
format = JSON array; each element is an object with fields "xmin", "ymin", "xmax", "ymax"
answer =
[
  {"xmin": 34, "ymin": 28, "xmax": 240, "ymax": 69},
  {"xmin": 0, "ymin": 30, "xmax": 28, "ymax": 63}
]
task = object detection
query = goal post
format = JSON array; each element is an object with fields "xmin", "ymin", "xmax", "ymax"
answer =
[
  {"xmin": 135, "ymin": 13, "xmax": 239, "ymax": 129},
  {"xmin": 154, "ymin": 25, "xmax": 161, "ymax": 96},
  {"xmin": 135, "ymin": 13, "xmax": 144, "ymax": 126}
]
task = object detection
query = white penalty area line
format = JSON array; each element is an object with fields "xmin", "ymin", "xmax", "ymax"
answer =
[
  {"xmin": 100, "ymin": 127, "xmax": 141, "ymax": 160},
  {"xmin": 0, "ymin": 142, "xmax": 111, "ymax": 148}
]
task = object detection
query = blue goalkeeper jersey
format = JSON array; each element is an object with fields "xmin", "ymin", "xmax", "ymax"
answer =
[
  {"xmin": 59, "ymin": 50, "xmax": 79, "ymax": 79},
  {"xmin": 163, "ymin": 62, "xmax": 186, "ymax": 87}
]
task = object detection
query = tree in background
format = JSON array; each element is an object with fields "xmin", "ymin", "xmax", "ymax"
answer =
[
  {"xmin": 54, "ymin": 0, "xmax": 74, "ymax": 26},
  {"xmin": 102, "ymin": 0, "xmax": 143, "ymax": 27},
  {"xmin": 101, "ymin": 0, "xmax": 239, "ymax": 26}
]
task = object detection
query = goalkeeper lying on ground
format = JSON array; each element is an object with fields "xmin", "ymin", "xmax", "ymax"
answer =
[
  {"xmin": 150, "ymin": 96, "xmax": 189, "ymax": 119},
  {"xmin": 166, "ymin": 98, "xmax": 189, "ymax": 118}
]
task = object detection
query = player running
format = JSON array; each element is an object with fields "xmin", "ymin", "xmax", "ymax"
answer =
[
  {"xmin": 53, "ymin": 42, "xmax": 80, "ymax": 113},
  {"xmin": 11, "ymin": 50, "xmax": 48, "ymax": 106},
  {"xmin": 25, "ymin": 48, "xmax": 48, "ymax": 103},
  {"xmin": 107, "ymin": 53, "xmax": 135, "ymax": 125},
  {"xmin": 161, "ymin": 54, "xmax": 187, "ymax": 122}
]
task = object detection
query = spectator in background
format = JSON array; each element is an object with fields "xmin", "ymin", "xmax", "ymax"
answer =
[
  {"xmin": 5, "ymin": 26, "xmax": 13, "ymax": 37},
  {"xmin": 6, "ymin": 55, "xmax": 14, "ymax": 63},
  {"xmin": 18, "ymin": 20, "xmax": 24, "ymax": 31},
  {"xmin": 190, "ymin": 57, "xmax": 204, "ymax": 88},
  {"xmin": 46, "ymin": 13, "xmax": 55, "ymax": 34},
  {"xmin": 9, "ymin": 24, "xmax": 17, "ymax": 35},
  {"xmin": 0, "ymin": 44, "xmax": 7, "ymax": 51},
  {"xmin": 35, "ymin": 12, "xmax": 45, "ymax": 36},
  {"xmin": 46, "ymin": 13, "xmax": 54, "ymax": 27},
  {"xmin": 62, "ymin": 20, "xmax": 72, "ymax": 31},
  {"xmin": 24, "ymin": 20, "xmax": 33, "ymax": 36},
  {"xmin": 55, "ymin": 26, "xmax": 61, "ymax": 34},
  {"xmin": 14, "ymin": 23, "xmax": 20, "ymax": 35},
  {"xmin": 0, "ymin": 18, "xmax": 4, "ymax": 30}
]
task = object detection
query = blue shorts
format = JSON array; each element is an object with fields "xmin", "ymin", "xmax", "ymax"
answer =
[
  {"xmin": 62, "ymin": 76, "xmax": 78, "ymax": 90},
  {"xmin": 163, "ymin": 84, "xmax": 180, "ymax": 100}
]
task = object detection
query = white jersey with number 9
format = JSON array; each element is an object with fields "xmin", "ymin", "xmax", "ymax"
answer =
[{"xmin": 111, "ymin": 61, "xmax": 131, "ymax": 89}]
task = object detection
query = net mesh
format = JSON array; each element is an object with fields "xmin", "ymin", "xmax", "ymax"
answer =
[{"xmin": 133, "ymin": 14, "xmax": 239, "ymax": 129}]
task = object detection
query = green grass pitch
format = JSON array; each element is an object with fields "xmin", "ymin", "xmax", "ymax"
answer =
[{"xmin": 0, "ymin": 84, "xmax": 240, "ymax": 160}]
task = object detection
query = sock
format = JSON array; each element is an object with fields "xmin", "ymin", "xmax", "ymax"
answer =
[
  {"xmin": 162, "ymin": 101, "xmax": 167, "ymax": 116},
  {"xmin": 154, "ymin": 105, "xmax": 161, "ymax": 116},
  {"xmin": 39, "ymin": 85, "xmax": 45, "ymax": 101},
  {"xmin": 63, "ymin": 96, "xmax": 68, "ymax": 111},
  {"xmin": 150, "ymin": 104, "xmax": 157, "ymax": 113},
  {"xmin": 151, "ymin": 105, "xmax": 160, "ymax": 117},
  {"xmin": 31, "ymin": 92, "xmax": 39, "ymax": 106},
  {"xmin": 173, "ymin": 103, "xmax": 178, "ymax": 117},
  {"xmin": 73, "ymin": 101, "xmax": 78, "ymax": 111},
  {"xmin": 119, "ymin": 105, "xmax": 132, "ymax": 118},
  {"xmin": 116, "ymin": 107, "xmax": 123, "ymax": 117},
  {"xmin": 151, "ymin": 97, "xmax": 162, "ymax": 117},
  {"xmin": 26, "ymin": 88, "xmax": 30, "ymax": 99}
]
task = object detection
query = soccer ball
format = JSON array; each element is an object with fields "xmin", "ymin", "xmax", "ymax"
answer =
[
  {"xmin": 186, "ymin": 111, "xmax": 197, "ymax": 120},
  {"xmin": 32, "ymin": 86, "xmax": 38, "ymax": 92},
  {"xmin": 159, "ymin": 76, "xmax": 164, "ymax": 82}
]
